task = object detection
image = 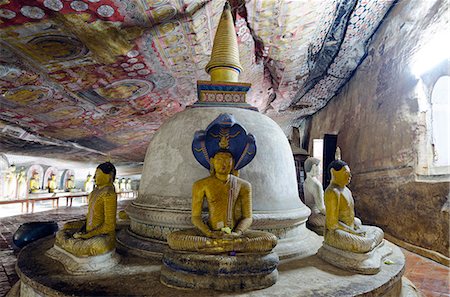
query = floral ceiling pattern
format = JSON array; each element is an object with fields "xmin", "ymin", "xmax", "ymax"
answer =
[{"xmin": 0, "ymin": 0, "xmax": 394, "ymax": 162}]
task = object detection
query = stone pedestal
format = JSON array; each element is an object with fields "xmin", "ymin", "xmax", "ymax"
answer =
[
  {"xmin": 45, "ymin": 245, "xmax": 120, "ymax": 275},
  {"xmin": 160, "ymin": 250, "xmax": 279, "ymax": 291},
  {"xmin": 317, "ymin": 240, "xmax": 392, "ymax": 275},
  {"xmin": 12, "ymin": 236, "xmax": 418, "ymax": 297}
]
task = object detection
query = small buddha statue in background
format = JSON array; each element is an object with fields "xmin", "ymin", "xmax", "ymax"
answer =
[
  {"xmin": 16, "ymin": 167, "xmax": 27, "ymax": 199},
  {"xmin": 29, "ymin": 172, "xmax": 41, "ymax": 193},
  {"xmin": 66, "ymin": 175, "xmax": 75, "ymax": 192},
  {"xmin": 119, "ymin": 178, "xmax": 126, "ymax": 192},
  {"xmin": 54, "ymin": 162, "xmax": 118, "ymax": 257},
  {"xmin": 6, "ymin": 165, "xmax": 17, "ymax": 199},
  {"xmin": 48, "ymin": 174, "xmax": 57, "ymax": 193},
  {"xmin": 113, "ymin": 178, "xmax": 120, "ymax": 193},
  {"xmin": 303, "ymin": 157, "xmax": 326, "ymax": 234},
  {"xmin": 323, "ymin": 159, "xmax": 384, "ymax": 253},
  {"xmin": 125, "ymin": 178, "xmax": 131, "ymax": 191},
  {"xmin": 84, "ymin": 173, "xmax": 94, "ymax": 193},
  {"xmin": 168, "ymin": 114, "xmax": 277, "ymax": 254}
]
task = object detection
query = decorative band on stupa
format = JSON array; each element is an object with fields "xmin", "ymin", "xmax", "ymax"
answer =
[{"xmin": 192, "ymin": 2, "xmax": 256, "ymax": 111}]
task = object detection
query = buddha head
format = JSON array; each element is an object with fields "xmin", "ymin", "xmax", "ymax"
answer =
[
  {"xmin": 50, "ymin": 174, "xmax": 56, "ymax": 181},
  {"xmin": 69, "ymin": 175, "xmax": 75, "ymax": 181},
  {"xmin": 86, "ymin": 173, "xmax": 92, "ymax": 182},
  {"xmin": 328, "ymin": 160, "xmax": 351, "ymax": 187},
  {"xmin": 94, "ymin": 162, "xmax": 116, "ymax": 187},
  {"xmin": 32, "ymin": 171, "xmax": 39, "ymax": 180},
  {"xmin": 210, "ymin": 150, "xmax": 234, "ymax": 176},
  {"xmin": 304, "ymin": 157, "xmax": 320, "ymax": 177}
]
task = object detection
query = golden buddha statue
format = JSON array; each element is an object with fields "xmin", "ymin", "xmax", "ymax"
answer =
[
  {"xmin": 324, "ymin": 158, "xmax": 384, "ymax": 253},
  {"xmin": 47, "ymin": 174, "xmax": 57, "ymax": 193},
  {"xmin": 29, "ymin": 172, "xmax": 41, "ymax": 193},
  {"xmin": 66, "ymin": 175, "xmax": 75, "ymax": 192},
  {"xmin": 167, "ymin": 115, "xmax": 277, "ymax": 254},
  {"xmin": 54, "ymin": 162, "xmax": 117, "ymax": 257}
]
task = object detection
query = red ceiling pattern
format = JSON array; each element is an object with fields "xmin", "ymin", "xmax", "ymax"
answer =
[{"xmin": 0, "ymin": 0, "xmax": 394, "ymax": 162}]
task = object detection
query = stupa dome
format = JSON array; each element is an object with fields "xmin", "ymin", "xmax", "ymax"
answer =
[{"xmin": 124, "ymin": 106, "xmax": 316, "ymax": 258}]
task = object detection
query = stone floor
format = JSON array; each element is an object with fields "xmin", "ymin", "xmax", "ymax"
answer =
[{"xmin": 0, "ymin": 200, "xmax": 448, "ymax": 297}]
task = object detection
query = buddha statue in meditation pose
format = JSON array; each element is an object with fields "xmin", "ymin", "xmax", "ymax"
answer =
[
  {"xmin": 323, "ymin": 159, "xmax": 384, "ymax": 253},
  {"xmin": 29, "ymin": 172, "xmax": 40, "ymax": 193},
  {"xmin": 54, "ymin": 162, "xmax": 117, "ymax": 257},
  {"xmin": 66, "ymin": 175, "xmax": 75, "ymax": 191},
  {"xmin": 47, "ymin": 174, "xmax": 57, "ymax": 193},
  {"xmin": 303, "ymin": 157, "xmax": 326, "ymax": 234},
  {"xmin": 167, "ymin": 114, "xmax": 277, "ymax": 254}
]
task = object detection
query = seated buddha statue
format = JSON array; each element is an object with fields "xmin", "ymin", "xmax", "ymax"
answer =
[
  {"xmin": 66, "ymin": 175, "xmax": 75, "ymax": 192},
  {"xmin": 303, "ymin": 157, "xmax": 326, "ymax": 234},
  {"xmin": 324, "ymin": 159, "xmax": 384, "ymax": 253},
  {"xmin": 47, "ymin": 174, "xmax": 57, "ymax": 193},
  {"xmin": 29, "ymin": 172, "xmax": 41, "ymax": 193},
  {"xmin": 167, "ymin": 114, "xmax": 277, "ymax": 254},
  {"xmin": 83, "ymin": 173, "xmax": 94, "ymax": 193},
  {"xmin": 54, "ymin": 162, "xmax": 117, "ymax": 257}
]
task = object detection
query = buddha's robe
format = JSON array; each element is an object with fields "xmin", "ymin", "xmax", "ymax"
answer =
[
  {"xmin": 324, "ymin": 185, "xmax": 383, "ymax": 253},
  {"xmin": 55, "ymin": 185, "xmax": 117, "ymax": 257},
  {"xmin": 168, "ymin": 175, "xmax": 277, "ymax": 254}
]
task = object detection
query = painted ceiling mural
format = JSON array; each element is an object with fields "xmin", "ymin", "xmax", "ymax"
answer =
[{"xmin": 0, "ymin": 0, "xmax": 395, "ymax": 162}]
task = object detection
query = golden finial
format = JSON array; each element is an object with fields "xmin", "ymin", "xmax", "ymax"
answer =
[
  {"xmin": 205, "ymin": 1, "xmax": 243, "ymax": 82},
  {"xmin": 106, "ymin": 154, "xmax": 112, "ymax": 163},
  {"xmin": 335, "ymin": 147, "xmax": 341, "ymax": 160}
]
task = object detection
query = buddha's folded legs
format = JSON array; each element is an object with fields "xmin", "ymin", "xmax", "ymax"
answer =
[
  {"xmin": 55, "ymin": 228, "xmax": 115, "ymax": 257},
  {"xmin": 308, "ymin": 213, "xmax": 326, "ymax": 228},
  {"xmin": 167, "ymin": 228, "xmax": 277, "ymax": 254},
  {"xmin": 324, "ymin": 225, "xmax": 384, "ymax": 253}
]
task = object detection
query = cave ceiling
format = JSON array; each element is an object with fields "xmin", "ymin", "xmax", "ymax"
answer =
[{"xmin": 0, "ymin": 0, "xmax": 395, "ymax": 162}]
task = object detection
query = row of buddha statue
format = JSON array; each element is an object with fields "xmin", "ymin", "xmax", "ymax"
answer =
[
  {"xmin": 44, "ymin": 2, "xmax": 389, "ymax": 290},
  {"xmin": 46, "ymin": 113, "xmax": 389, "ymax": 292}
]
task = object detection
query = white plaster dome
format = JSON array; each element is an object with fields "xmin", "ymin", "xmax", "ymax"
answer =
[{"xmin": 124, "ymin": 106, "xmax": 314, "ymax": 258}]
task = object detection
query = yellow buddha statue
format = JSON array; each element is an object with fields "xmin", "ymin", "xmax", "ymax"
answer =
[
  {"xmin": 29, "ymin": 172, "xmax": 41, "ymax": 193},
  {"xmin": 167, "ymin": 114, "xmax": 277, "ymax": 254},
  {"xmin": 54, "ymin": 162, "xmax": 117, "ymax": 257},
  {"xmin": 324, "ymin": 159, "xmax": 384, "ymax": 253},
  {"xmin": 66, "ymin": 175, "xmax": 75, "ymax": 191},
  {"xmin": 47, "ymin": 174, "xmax": 57, "ymax": 193}
]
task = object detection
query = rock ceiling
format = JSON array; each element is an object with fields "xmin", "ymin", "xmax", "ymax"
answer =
[{"xmin": 0, "ymin": 0, "xmax": 394, "ymax": 162}]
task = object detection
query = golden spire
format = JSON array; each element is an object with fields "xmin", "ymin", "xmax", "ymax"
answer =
[{"xmin": 205, "ymin": 1, "xmax": 243, "ymax": 82}]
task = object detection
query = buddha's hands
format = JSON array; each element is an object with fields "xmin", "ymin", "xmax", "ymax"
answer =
[
  {"xmin": 73, "ymin": 232, "xmax": 90, "ymax": 239},
  {"xmin": 208, "ymin": 231, "xmax": 225, "ymax": 239}
]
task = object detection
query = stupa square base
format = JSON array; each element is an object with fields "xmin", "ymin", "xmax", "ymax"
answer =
[
  {"xmin": 160, "ymin": 249, "xmax": 279, "ymax": 291},
  {"xmin": 318, "ymin": 240, "xmax": 392, "ymax": 275}
]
